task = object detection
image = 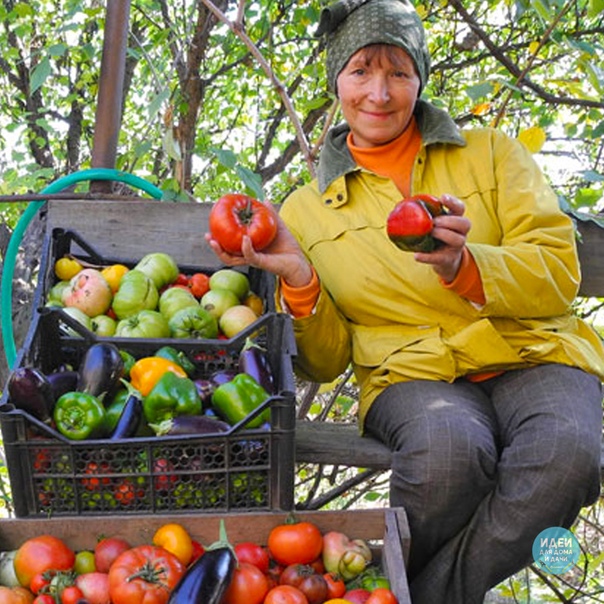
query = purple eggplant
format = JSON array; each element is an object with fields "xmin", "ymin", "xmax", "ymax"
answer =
[
  {"xmin": 238, "ymin": 339, "xmax": 275, "ymax": 394},
  {"xmin": 77, "ymin": 342, "xmax": 124, "ymax": 402},
  {"xmin": 7, "ymin": 367, "xmax": 54, "ymax": 423},
  {"xmin": 110, "ymin": 392, "xmax": 144, "ymax": 439},
  {"xmin": 150, "ymin": 415, "xmax": 231, "ymax": 437},
  {"xmin": 46, "ymin": 370, "xmax": 79, "ymax": 401},
  {"xmin": 210, "ymin": 369, "xmax": 237, "ymax": 387}
]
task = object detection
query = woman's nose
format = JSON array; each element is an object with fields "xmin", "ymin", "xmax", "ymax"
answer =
[{"xmin": 367, "ymin": 75, "xmax": 390, "ymax": 103}]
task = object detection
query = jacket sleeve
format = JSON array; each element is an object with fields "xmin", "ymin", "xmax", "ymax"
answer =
[
  {"xmin": 468, "ymin": 130, "xmax": 581, "ymax": 318},
  {"xmin": 276, "ymin": 279, "xmax": 353, "ymax": 383}
]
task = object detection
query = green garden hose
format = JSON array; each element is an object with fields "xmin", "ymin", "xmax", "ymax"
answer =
[{"xmin": 1, "ymin": 168, "xmax": 164, "ymax": 369}]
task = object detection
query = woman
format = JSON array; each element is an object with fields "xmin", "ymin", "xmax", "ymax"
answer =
[{"xmin": 206, "ymin": 0, "xmax": 604, "ymax": 601}]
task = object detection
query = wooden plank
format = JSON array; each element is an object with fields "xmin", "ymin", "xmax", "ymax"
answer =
[
  {"xmin": 576, "ymin": 219, "xmax": 604, "ymax": 298},
  {"xmin": 382, "ymin": 508, "xmax": 412, "ymax": 604},
  {"xmin": 295, "ymin": 420, "xmax": 392, "ymax": 469},
  {"xmin": 47, "ymin": 200, "xmax": 218, "ymax": 267}
]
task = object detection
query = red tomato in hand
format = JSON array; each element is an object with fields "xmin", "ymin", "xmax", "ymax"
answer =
[
  {"xmin": 222, "ymin": 561, "xmax": 269, "ymax": 604},
  {"xmin": 268, "ymin": 521, "xmax": 323, "ymax": 566},
  {"xmin": 209, "ymin": 193, "xmax": 277, "ymax": 255},
  {"xmin": 108, "ymin": 545, "xmax": 185, "ymax": 604},
  {"xmin": 14, "ymin": 535, "xmax": 75, "ymax": 590}
]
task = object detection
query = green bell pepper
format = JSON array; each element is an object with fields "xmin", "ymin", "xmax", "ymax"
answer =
[
  {"xmin": 119, "ymin": 350, "xmax": 136, "ymax": 379},
  {"xmin": 211, "ymin": 373, "xmax": 270, "ymax": 427},
  {"xmin": 53, "ymin": 391, "xmax": 107, "ymax": 440},
  {"xmin": 154, "ymin": 345, "xmax": 196, "ymax": 377},
  {"xmin": 143, "ymin": 371, "xmax": 202, "ymax": 424}
]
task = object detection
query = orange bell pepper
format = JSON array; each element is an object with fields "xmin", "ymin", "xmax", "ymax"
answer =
[{"xmin": 129, "ymin": 356, "xmax": 187, "ymax": 396}]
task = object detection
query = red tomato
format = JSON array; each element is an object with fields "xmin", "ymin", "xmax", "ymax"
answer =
[
  {"xmin": 365, "ymin": 587, "xmax": 399, "ymax": 604},
  {"xmin": 60, "ymin": 585, "xmax": 84, "ymax": 604},
  {"xmin": 264, "ymin": 584, "xmax": 309, "ymax": 604},
  {"xmin": 14, "ymin": 535, "xmax": 75, "ymax": 590},
  {"xmin": 344, "ymin": 588, "xmax": 372, "ymax": 603},
  {"xmin": 175, "ymin": 274, "xmax": 190, "ymax": 286},
  {"xmin": 189, "ymin": 540, "xmax": 205, "ymax": 565},
  {"xmin": 234, "ymin": 542, "xmax": 270, "ymax": 573},
  {"xmin": 189, "ymin": 273, "xmax": 210, "ymax": 298},
  {"xmin": 209, "ymin": 193, "xmax": 278, "ymax": 255},
  {"xmin": 94, "ymin": 537, "xmax": 132, "ymax": 574},
  {"xmin": 0, "ymin": 586, "xmax": 35, "ymax": 604},
  {"xmin": 222, "ymin": 561, "xmax": 269, "ymax": 604},
  {"xmin": 279, "ymin": 565, "xmax": 327, "ymax": 604},
  {"xmin": 108, "ymin": 545, "xmax": 185, "ymax": 604},
  {"xmin": 75, "ymin": 572, "xmax": 111, "ymax": 604},
  {"xmin": 267, "ymin": 521, "xmax": 323, "ymax": 566},
  {"xmin": 30, "ymin": 573, "xmax": 51, "ymax": 595},
  {"xmin": 33, "ymin": 596, "xmax": 55, "ymax": 604},
  {"xmin": 323, "ymin": 572, "xmax": 346, "ymax": 599}
]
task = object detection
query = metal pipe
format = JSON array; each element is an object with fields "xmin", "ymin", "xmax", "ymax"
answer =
[{"xmin": 90, "ymin": 0, "xmax": 131, "ymax": 191}]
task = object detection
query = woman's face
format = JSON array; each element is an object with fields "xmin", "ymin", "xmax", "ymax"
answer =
[{"xmin": 336, "ymin": 45, "xmax": 421, "ymax": 148}]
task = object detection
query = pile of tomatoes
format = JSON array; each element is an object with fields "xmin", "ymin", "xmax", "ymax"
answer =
[{"xmin": 0, "ymin": 518, "xmax": 399, "ymax": 604}]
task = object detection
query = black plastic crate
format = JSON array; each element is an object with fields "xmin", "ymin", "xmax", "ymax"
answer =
[{"xmin": 0, "ymin": 310, "xmax": 297, "ymax": 518}]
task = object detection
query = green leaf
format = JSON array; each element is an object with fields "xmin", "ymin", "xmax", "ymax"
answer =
[
  {"xmin": 30, "ymin": 57, "xmax": 51, "ymax": 94},
  {"xmin": 235, "ymin": 165, "xmax": 265, "ymax": 200},
  {"xmin": 588, "ymin": 0, "xmax": 604, "ymax": 17}
]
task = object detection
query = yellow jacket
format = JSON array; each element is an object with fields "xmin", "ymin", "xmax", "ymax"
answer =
[{"xmin": 279, "ymin": 101, "xmax": 604, "ymax": 430}]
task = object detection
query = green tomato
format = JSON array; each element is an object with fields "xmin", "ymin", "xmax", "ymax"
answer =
[
  {"xmin": 209, "ymin": 269, "xmax": 250, "ymax": 300},
  {"xmin": 60, "ymin": 306, "xmax": 92, "ymax": 336},
  {"xmin": 112, "ymin": 270, "xmax": 159, "ymax": 320},
  {"xmin": 158, "ymin": 286, "xmax": 198, "ymax": 320},
  {"xmin": 134, "ymin": 252, "xmax": 179, "ymax": 289},
  {"xmin": 74, "ymin": 550, "xmax": 96, "ymax": 574},
  {"xmin": 115, "ymin": 309, "xmax": 170, "ymax": 338},
  {"xmin": 91, "ymin": 314, "xmax": 117, "ymax": 337},
  {"xmin": 47, "ymin": 280, "xmax": 70, "ymax": 305},
  {"xmin": 168, "ymin": 306, "xmax": 218, "ymax": 339}
]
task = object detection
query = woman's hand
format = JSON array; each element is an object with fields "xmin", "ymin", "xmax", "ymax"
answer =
[
  {"xmin": 205, "ymin": 202, "xmax": 314, "ymax": 287},
  {"xmin": 414, "ymin": 194, "xmax": 471, "ymax": 283}
]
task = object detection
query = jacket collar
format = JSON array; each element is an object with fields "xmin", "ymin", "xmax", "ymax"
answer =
[{"xmin": 317, "ymin": 99, "xmax": 466, "ymax": 194}]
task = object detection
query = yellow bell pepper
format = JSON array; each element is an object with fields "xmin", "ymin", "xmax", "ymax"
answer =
[{"xmin": 129, "ymin": 356, "xmax": 187, "ymax": 396}]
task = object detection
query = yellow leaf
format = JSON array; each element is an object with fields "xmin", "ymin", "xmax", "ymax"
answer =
[
  {"xmin": 471, "ymin": 102, "xmax": 492, "ymax": 116},
  {"xmin": 517, "ymin": 126, "xmax": 546, "ymax": 153},
  {"xmin": 528, "ymin": 40, "xmax": 540, "ymax": 56}
]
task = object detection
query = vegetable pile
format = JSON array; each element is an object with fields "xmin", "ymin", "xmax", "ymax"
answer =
[
  {"xmin": 0, "ymin": 518, "xmax": 400, "ymax": 604},
  {"xmin": 3, "ymin": 335, "xmax": 281, "ymax": 513},
  {"xmin": 49, "ymin": 250, "xmax": 264, "ymax": 340}
]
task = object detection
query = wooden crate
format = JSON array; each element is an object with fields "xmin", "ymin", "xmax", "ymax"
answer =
[{"xmin": 0, "ymin": 507, "xmax": 412, "ymax": 603}]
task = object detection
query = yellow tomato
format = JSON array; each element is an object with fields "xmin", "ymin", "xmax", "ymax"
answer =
[
  {"xmin": 101, "ymin": 264, "xmax": 130, "ymax": 293},
  {"xmin": 54, "ymin": 256, "xmax": 83, "ymax": 280},
  {"xmin": 153, "ymin": 523, "xmax": 194, "ymax": 566},
  {"xmin": 243, "ymin": 291, "xmax": 264, "ymax": 316}
]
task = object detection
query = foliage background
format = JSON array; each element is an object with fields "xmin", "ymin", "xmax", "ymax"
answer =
[{"xmin": 0, "ymin": 0, "xmax": 603, "ymax": 601}]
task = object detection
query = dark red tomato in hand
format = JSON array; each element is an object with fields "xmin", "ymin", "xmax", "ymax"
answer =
[
  {"xmin": 386, "ymin": 194, "xmax": 444, "ymax": 253},
  {"xmin": 108, "ymin": 545, "xmax": 185, "ymax": 604},
  {"xmin": 222, "ymin": 561, "xmax": 269, "ymax": 604},
  {"xmin": 234, "ymin": 542, "xmax": 270, "ymax": 573},
  {"xmin": 268, "ymin": 521, "xmax": 323, "ymax": 567},
  {"xmin": 209, "ymin": 193, "xmax": 277, "ymax": 255}
]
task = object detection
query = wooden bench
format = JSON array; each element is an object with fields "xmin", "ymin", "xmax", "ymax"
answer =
[{"xmin": 42, "ymin": 200, "xmax": 604, "ymax": 483}]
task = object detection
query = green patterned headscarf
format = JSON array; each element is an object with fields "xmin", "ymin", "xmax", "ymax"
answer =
[{"xmin": 316, "ymin": 0, "xmax": 430, "ymax": 94}]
